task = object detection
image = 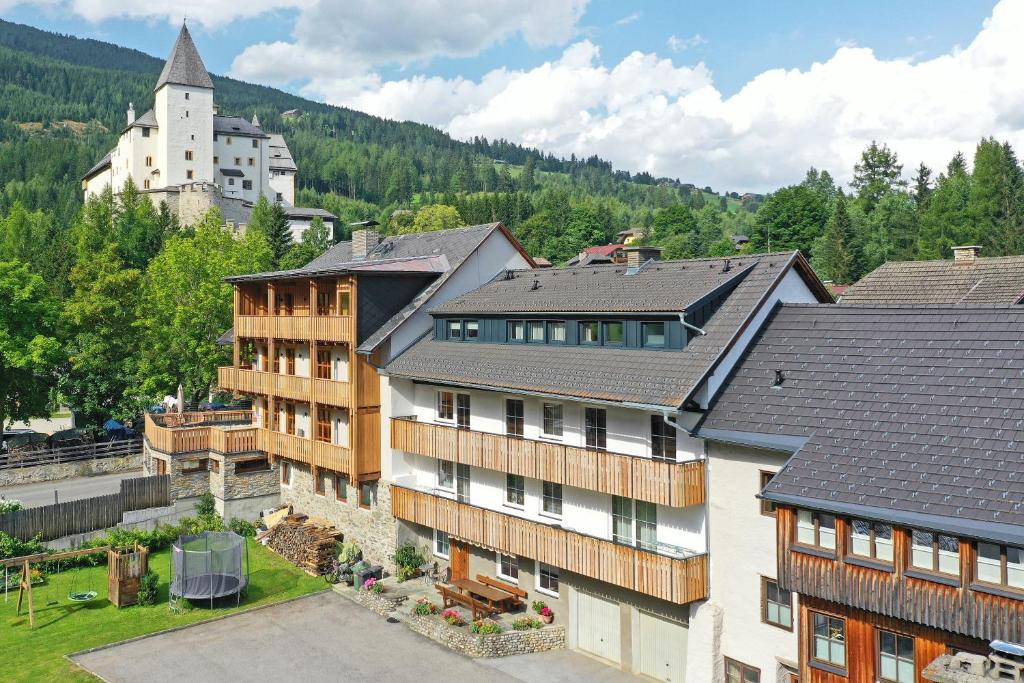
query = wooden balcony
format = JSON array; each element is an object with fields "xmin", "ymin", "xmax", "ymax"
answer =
[
  {"xmin": 391, "ymin": 418, "xmax": 705, "ymax": 507},
  {"xmin": 234, "ymin": 314, "xmax": 353, "ymax": 343},
  {"xmin": 392, "ymin": 485, "xmax": 708, "ymax": 605},
  {"xmin": 145, "ymin": 412, "xmax": 256, "ymax": 455},
  {"xmin": 219, "ymin": 367, "xmax": 349, "ymax": 407},
  {"xmin": 257, "ymin": 428, "xmax": 353, "ymax": 474},
  {"xmin": 314, "ymin": 378, "xmax": 350, "ymax": 408}
]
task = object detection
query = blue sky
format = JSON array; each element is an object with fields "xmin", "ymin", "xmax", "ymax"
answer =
[{"xmin": 3, "ymin": 1, "xmax": 1018, "ymax": 191}]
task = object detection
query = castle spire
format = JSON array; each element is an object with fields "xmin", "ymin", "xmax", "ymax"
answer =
[
  {"xmin": 155, "ymin": 23, "xmax": 214, "ymax": 92},
  {"xmin": 252, "ymin": 113, "xmax": 261, "ymax": 128}
]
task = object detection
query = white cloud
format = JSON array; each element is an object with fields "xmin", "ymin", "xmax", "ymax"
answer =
[
  {"xmin": 615, "ymin": 12, "xmax": 641, "ymax": 26},
  {"xmin": 2, "ymin": 0, "xmax": 312, "ymax": 28},
  {"xmin": 306, "ymin": 0, "xmax": 1024, "ymax": 193},
  {"xmin": 667, "ymin": 33, "xmax": 707, "ymax": 52}
]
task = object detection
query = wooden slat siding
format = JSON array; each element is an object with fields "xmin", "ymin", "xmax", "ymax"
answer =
[
  {"xmin": 355, "ymin": 353, "xmax": 380, "ymax": 407},
  {"xmin": 777, "ymin": 506, "xmax": 1024, "ymax": 645},
  {"xmin": 313, "ymin": 378, "xmax": 348, "ymax": 408},
  {"xmin": 208, "ymin": 427, "xmax": 258, "ymax": 454},
  {"xmin": 274, "ymin": 315, "xmax": 311, "ymax": 340},
  {"xmin": 312, "ymin": 315, "xmax": 352, "ymax": 344},
  {"xmin": 0, "ymin": 439, "xmax": 141, "ymax": 470},
  {"xmin": 217, "ymin": 366, "xmax": 235, "ymax": 392},
  {"xmin": 262, "ymin": 428, "xmax": 352, "ymax": 473},
  {"xmin": 356, "ymin": 409, "xmax": 381, "ymax": 476},
  {"xmin": 390, "ymin": 418, "xmax": 705, "ymax": 507},
  {"xmin": 236, "ymin": 315, "xmax": 271, "ymax": 338},
  {"xmin": 120, "ymin": 475, "xmax": 171, "ymax": 511},
  {"xmin": 391, "ymin": 485, "xmax": 708, "ymax": 604}
]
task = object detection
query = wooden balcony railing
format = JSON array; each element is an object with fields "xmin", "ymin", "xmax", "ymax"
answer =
[
  {"xmin": 392, "ymin": 485, "xmax": 708, "ymax": 605},
  {"xmin": 145, "ymin": 412, "xmax": 256, "ymax": 455},
  {"xmin": 234, "ymin": 314, "xmax": 353, "ymax": 343},
  {"xmin": 218, "ymin": 367, "xmax": 350, "ymax": 407},
  {"xmin": 257, "ymin": 428, "xmax": 353, "ymax": 474},
  {"xmin": 391, "ymin": 418, "xmax": 705, "ymax": 507}
]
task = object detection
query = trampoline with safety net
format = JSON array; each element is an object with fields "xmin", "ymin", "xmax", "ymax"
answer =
[{"xmin": 169, "ymin": 531, "xmax": 249, "ymax": 609}]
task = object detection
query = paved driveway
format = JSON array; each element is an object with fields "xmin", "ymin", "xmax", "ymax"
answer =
[
  {"xmin": 73, "ymin": 591, "xmax": 639, "ymax": 683},
  {"xmin": 1, "ymin": 471, "xmax": 142, "ymax": 508}
]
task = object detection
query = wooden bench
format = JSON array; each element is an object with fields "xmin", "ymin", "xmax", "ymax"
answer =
[
  {"xmin": 477, "ymin": 574, "xmax": 527, "ymax": 609},
  {"xmin": 435, "ymin": 584, "xmax": 495, "ymax": 621}
]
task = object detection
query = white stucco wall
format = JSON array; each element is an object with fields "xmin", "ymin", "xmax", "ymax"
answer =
[
  {"xmin": 156, "ymin": 84, "xmax": 214, "ymax": 188},
  {"xmin": 269, "ymin": 169, "xmax": 295, "ymax": 205}
]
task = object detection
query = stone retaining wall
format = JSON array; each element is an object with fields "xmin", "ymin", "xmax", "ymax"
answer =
[{"xmin": 0, "ymin": 453, "xmax": 142, "ymax": 487}]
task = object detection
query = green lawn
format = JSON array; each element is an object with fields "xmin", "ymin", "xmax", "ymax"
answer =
[{"xmin": 1, "ymin": 542, "xmax": 326, "ymax": 682}]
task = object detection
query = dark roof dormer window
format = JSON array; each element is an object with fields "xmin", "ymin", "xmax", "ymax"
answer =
[
  {"xmin": 508, "ymin": 320, "xmax": 525, "ymax": 342},
  {"xmin": 547, "ymin": 321, "xmax": 566, "ymax": 344},
  {"xmin": 465, "ymin": 320, "xmax": 479, "ymax": 340},
  {"xmin": 447, "ymin": 320, "xmax": 462, "ymax": 340},
  {"xmin": 643, "ymin": 322, "xmax": 666, "ymax": 348},
  {"xmin": 580, "ymin": 321, "xmax": 599, "ymax": 345},
  {"xmin": 527, "ymin": 321, "xmax": 545, "ymax": 343},
  {"xmin": 604, "ymin": 321, "xmax": 624, "ymax": 346}
]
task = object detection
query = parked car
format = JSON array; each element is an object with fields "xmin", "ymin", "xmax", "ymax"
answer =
[
  {"xmin": 147, "ymin": 404, "xmax": 167, "ymax": 414},
  {"xmin": 198, "ymin": 401, "xmax": 228, "ymax": 411}
]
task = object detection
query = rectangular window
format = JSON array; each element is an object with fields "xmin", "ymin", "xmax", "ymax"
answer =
[
  {"xmin": 811, "ymin": 612, "xmax": 846, "ymax": 668},
  {"xmin": 651, "ymin": 415, "xmax": 676, "ymax": 461},
  {"xmin": 508, "ymin": 320, "xmax": 525, "ymax": 342},
  {"xmin": 316, "ymin": 350, "xmax": 331, "ymax": 379},
  {"xmin": 456, "ymin": 463, "xmax": 470, "ymax": 503},
  {"xmin": 437, "ymin": 391, "xmax": 454, "ymax": 421},
  {"xmin": 542, "ymin": 402, "xmax": 563, "ymax": 438},
  {"xmin": 285, "ymin": 348, "xmax": 296, "ymax": 375},
  {"xmin": 210, "ymin": 459, "xmax": 221, "ymax": 474},
  {"xmin": 762, "ymin": 577, "xmax": 793, "ymax": 630},
  {"xmin": 447, "ymin": 320, "xmax": 463, "ymax": 340},
  {"xmin": 143, "ymin": 179, "xmax": 151, "ymax": 189},
  {"xmin": 585, "ymin": 407, "xmax": 607, "ymax": 450},
  {"xmin": 184, "ymin": 92, "xmax": 190, "ymax": 100},
  {"xmin": 316, "ymin": 407, "xmax": 331, "ymax": 442},
  {"xmin": 314, "ymin": 470, "xmax": 326, "ymax": 496},
  {"xmin": 226, "ymin": 136, "xmax": 233, "ymax": 145},
  {"xmin": 538, "ymin": 563, "xmax": 559, "ymax": 596},
  {"xmin": 643, "ymin": 322, "xmax": 666, "ymax": 347},
  {"xmin": 437, "ymin": 460, "xmax": 455, "ymax": 490},
  {"xmin": 850, "ymin": 519, "xmax": 894, "ymax": 562},
  {"xmin": 181, "ymin": 458, "xmax": 208, "ymax": 474},
  {"xmin": 234, "ymin": 457, "xmax": 269, "ymax": 474},
  {"xmin": 242, "ymin": 180, "xmax": 253, "ymax": 190},
  {"xmin": 497, "ymin": 554, "xmax": 519, "ymax": 582},
  {"xmin": 186, "ymin": 170, "xmax": 194, "ymax": 180},
  {"xmin": 977, "ymin": 543, "xmax": 1024, "ymax": 589},
  {"xmin": 910, "ymin": 530, "xmax": 960, "ymax": 575},
  {"xmin": 359, "ymin": 482, "xmax": 375, "ymax": 509},
  {"xmin": 547, "ymin": 321, "xmax": 566, "ymax": 343},
  {"xmin": 760, "ymin": 471, "xmax": 778, "ymax": 516},
  {"xmin": 505, "ymin": 473, "xmax": 525, "ymax": 507},
  {"xmin": 796, "ymin": 509, "xmax": 836, "ymax": 551},
  {"xmin": 505, "ymin": 399, "xmax": 524, "ymax": 437},
  {"xmin": 542, "ymin": 481, "xmax": 563, "ymax": 517},
  {"xmin": 248, "ymin": 157, "xmax": 255, "ymax": 166},
  {"xmin": 579, "ymin": 321, "xmax": 599, "ymax": 344},
  {"xmin": 252, "ymin": 139, "xmax": 259, "ymax": 149},
  {"xmin": 142, "ymin": 127, "xmax": 150, "ymax": 138},
  {"xmin": 878, "ymin": 630, "xmax": 915, "ymax": 683},
  {"xmin": 636, "ymin": 500, "xmax": 658, "ymax": 551},
  {"xmin": 456, "ymin": 393, "xmax": 471, "ymax": 430},
  {"xmin": 434, "ymin": 529, "xmax": 450, "ymax": 559},
  {"xmin": 228, "ymin": 178, "xmax": 235, "ymax": 186},
  {"xmin": 528, "ymin": 321, "xmax": 545, "ymax": 342},
  {"xmin": 145, "ymin": 155, "xmax": 153, "ymax": 167},
  {"xmin": 234, "ymin": 157, "xmax": 241, "ymax": 165},
  {"xmin": 725, "ymin": 658, "xmax": 760, "ymax": 683},
  {"xmin": 465, "ymin": 320, "xmax": 479, "ymax": 340},
  {"xmin": 185, "ymin": 150, "xmax": 194, "ymax": 161},
  {"xmin": 335, "ymin": 473, "xmax": 348, "ymax": 502},
  {"xmin": 213, "ymin": 156, "xmax": 219, "ymax": 164},
  {"xmin": 612, "ymin": 496, "xmax": 633, "ymax": 545},
  {"xmin": 604, "ymin": 321, "xmax": 625, "ymax": 345},
  {"xmin": 281, "ymin": 461, "xmax": 292, "ymax": 486}
]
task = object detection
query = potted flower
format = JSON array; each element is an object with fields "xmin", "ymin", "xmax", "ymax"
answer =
[
  {"xmin": 441, "ymin": 609, "xmax": 466, "ymax": 626},
  {"xmin": 412, "ymin": 597, "xmax": 438, "ymax": 616},
  {"xmin": 363, "ymin": 576, "xmax": 384, "ymax": 594},
  {"xmin": 532, "ymin": 600, "xmax": 554, "ymax": 624}
]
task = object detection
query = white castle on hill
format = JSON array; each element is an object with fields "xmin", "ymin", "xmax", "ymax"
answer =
[{"xmin": 82, "ymin": 24, "xmax": 334, "ymax": 237}]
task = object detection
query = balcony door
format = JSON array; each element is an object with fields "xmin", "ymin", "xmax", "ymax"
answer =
[
  {"xmin": 286, "ymin": 348, "xmax": 296, "ymax": 376},
  {"xmin": 450, "ymin": 539, "xmax": 469, "ymax": 581},
  {"xmin": 285, "ymin": 403, "xmax": 296, "ymax": 435}
]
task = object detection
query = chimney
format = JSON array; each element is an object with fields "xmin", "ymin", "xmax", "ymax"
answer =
[
  {"xmin": 952, "ymin": 245, "xmax": 981, "ymax": 263},
  {"xmin": 352, "ymin": 229, "xmax": 381, "ymax": 259},
  {"xmin": 127, "ymin": 102, "xmax": 135, "ymax": 125},
  {"xmin": 625, "ymin": 246, "xmax": 663, "ymax": 270}
]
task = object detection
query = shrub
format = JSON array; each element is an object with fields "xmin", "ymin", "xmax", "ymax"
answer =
[
  {"xmin": 194, "ymin": 492, "xmax": 216, "ymax": 517},
  {"xmin": 0, "ymin": 499, "xmax": 23, "ymax": 514},
  {"xmin": 228, "ymin": 518, "xmax": 257, "ymax": 537},
  {"xmin": 470, "ymin": 619, "xmax": 503, "ymax": 635},
  {"xmin": 531, "ymin": 600, "xmax": 547, "ymax": 614},
  {"xmin": 137, "ymin": 571, "xmax": 159, "ymax": 606},
  {"xmin": 391, "ymin": 542, "xmax": 426, "ymax": 570},
  {"xmin": 397, "ymin": 564, "xmax": 419, "ymax": 582},
  {"xmin": 0, "ymin": 531, "xmax": 44, "ymax": 560},
  {"xmin": 336, "ymin": 541, "xmax": 361, "ymax": 565},
  {"xmin": 511, "ymin": 616, "xmax": 542, "ymax": 630},
  {"xmin": 412, "ymin": 597, "xmax": 438, "ymax": 616},
  {"xmin": 441, "ymin": 609, "xmax": 465, "ymax": 626}
]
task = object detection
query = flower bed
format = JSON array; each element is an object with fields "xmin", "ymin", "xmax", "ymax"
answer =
[{"xmin": 403, "ymin": 610, "xmax": 565, "ymax": 658}]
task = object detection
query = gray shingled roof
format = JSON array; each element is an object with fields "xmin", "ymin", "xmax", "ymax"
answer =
[
  {"xmin": 284, "ymin": 207, "xmax": 336, "ymax": 219},
  {"xmin": 386, "ymin": 252, "xmax": 830, "ymax": 407},
  {"xmin": 841, "ymin": 255, "xmax": 1024, "ymax": 305},
  {"xmin": 155, "ymin": 25, "xmax": 214, "ymax": 91},
  {"xmin": 268, "ymin": 133, "xmax": 297, "ymax": 171},
  {"xmin": 214, "ymin": 116, "xmax": 268, "ymax": 138},
  {"xmin": 700, "ymin": 305, "xmax": 1024, "ymax": 544},
  {"xmin": 83, "ymin": 152, "xmax": 112, "ymax": 180}
]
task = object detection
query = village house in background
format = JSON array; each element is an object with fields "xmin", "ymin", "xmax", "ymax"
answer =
[{"xmin": 81, "ymin": 24, "xmax": 335, "ymax": 237}]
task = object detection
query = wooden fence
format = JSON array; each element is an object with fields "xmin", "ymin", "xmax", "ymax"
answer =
[
  {"xmin": 0, "ymin": 474, "xmax": 170, "ymax": 542},
  {"xmin": 0, "ymin": 439, "xmax": 142, "ymax": 471}
]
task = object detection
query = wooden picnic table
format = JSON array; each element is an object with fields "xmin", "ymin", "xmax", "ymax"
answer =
[{"xmin": 451, "ymin": 577, "xmax": 514, "ymax": 613}]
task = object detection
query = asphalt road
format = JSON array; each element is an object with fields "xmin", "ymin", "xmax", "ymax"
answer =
[
  {"xmin": 73, "ymin": 591, "xmax": 639, "ymax": 683},
  {"xmin": 0, "ymin": 470, "xmax": 142, "ymax": 508}
]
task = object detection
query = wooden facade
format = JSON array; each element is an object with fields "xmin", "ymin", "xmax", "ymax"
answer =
[
  {"xmin": 776, "ymin": 506, "xmax": 1012, "ymax": 682},
  {"xmin": 391, "ymin": 417, "xmax": 705, "ymax": 507},
  {"xmin": 391, "ymin": 484, "xmax": 709, "ymax": 605},
  {"xmin": 219, "ymin": 367, "xmax": 350, "ymax": 407},
  {"xmin": 144, "ymin": 412, "xmax": 256, "ymax": 455}
]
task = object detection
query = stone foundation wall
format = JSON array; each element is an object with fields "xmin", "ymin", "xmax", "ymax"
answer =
[
  {"xmin": 280, "ymin": 462, "xmax": 398, "ymax": 574},
  {"xmin": 224, "ymin": 454, "xmax": 278, "ymax": 500},
  {"xmin": 0, "ymin": 453, "xmax": 142, "ymax": 487},
  {"xmin": 404, "ymin": 613, "xmax": 565, "ymax": 658}
]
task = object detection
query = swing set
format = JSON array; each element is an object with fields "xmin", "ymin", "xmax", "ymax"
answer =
[{"xmin": 1, "ymin": 545, "xmax": 149, "ymax": 628}]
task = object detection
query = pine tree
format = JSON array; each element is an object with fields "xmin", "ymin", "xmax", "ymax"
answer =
[
  {"xmin": 912, "ymin": 162, "xmax": 933, "ymax": 211},
  {"xmin": 248, "ymin": 195, "xmax": 292, "ymax": 268},
  {"xmin": 520, "ymin": 157, "xmax": 536, "ymax": 192},
  {"xmin": 812, "ymin": 192, "xmax": 854, "ymax": 284},
  {"xmin": 968, "ymin": 138, "xmax": 1024, "ymax": 255},
  {"xmin": 851, "ymin": 141, "xmax": 906, "ymax": 212}
]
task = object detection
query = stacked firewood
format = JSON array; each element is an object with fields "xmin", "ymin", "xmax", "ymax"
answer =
[{"xmin": 265, "ymin": 514, "xmax": 340, "ymax": 575}]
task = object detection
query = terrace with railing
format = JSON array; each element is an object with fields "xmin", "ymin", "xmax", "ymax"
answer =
[{"xmin": 144, "ymin": 411, "xmax": 257, "ymax": 455}]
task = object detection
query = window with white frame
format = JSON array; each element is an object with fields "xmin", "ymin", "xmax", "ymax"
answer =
[
  {"xmin": 762, "ymin": 577, "xmax": 793, "ymax": 630},
  {"xmin": 505, "ymin": 399, "xmax": 524, "ymax": 437},
  {"xmin": 849, "ymin": 519, "xmax": 894, "ymax": 562},
  {"xmin": 537, "ymin": 563, "xmax": 559, "ymax": 596},
  {"xmin": 977, "ymin": 542, "xmax": 1024, "ymax": 589},
  {"xmin": 878, "ymin": 629, "xmax": 914, "ymax": 683},
  {"xmin": 542, "ymin": 481, "xmax": 562, "ymax": 517},
  {"xmin": 651, "ymin": 415, "xmax": 676, "ymax": 461},
  {"xmin": 528, "ymin": 321, "xmax": 545, "ymax": 342},
  {"xmin": 433, "ymin": 530, "xmax": 450, "ymax": 559},
  {"xmin": 456, "ymin": 393, "xmax": 471, "ymax": 430},
  {"xmin": 497, "ymin": 553, "xmax": 519, "ymax": 582},
  {"xmin": 505, "ymin": 473, "xmax": 525, "ymax": 507},
  {"xmin": 796, "ymin": 509, "xmax": 836, "ymax": 551},
  {"xmin": 542, "ymin": 402, "xmax": 563, "ymax": 438},
  {"xmin": 456, "ymin": 463, "xmax": 470, "ymax": 503},
  {"xmin": 910, "ymin": 530, "xmax": 960, "ymax": 575},
  {"xmin": 437, "ymin": 460, "xmax": 454, "ymax": 490},
  {"xmin": 436, "ymin": 390, "xmax": 454, "ymax": 421},
  {"xmin": 612, "ymin": 495, "xmax": 633, "ymax": 544}
]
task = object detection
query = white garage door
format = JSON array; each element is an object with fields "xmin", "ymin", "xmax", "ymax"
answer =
[
  {"xmin": 574, "ymin": 590, "xmax": 621, "ymax": 664},
  {"xmin": 637, "ymin": 611, "xmax": 687, "ymax": 682}
]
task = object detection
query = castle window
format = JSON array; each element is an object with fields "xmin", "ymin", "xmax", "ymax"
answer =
[
  {"xmin": 186, "ymin": 170, "xmax": 193, "ymax": 180},
  {"xmin": 141, "ymin": 127, "xmax": 150, "ymax": 138},
  {"xmin": 248, "ymin": 157, "xmax": 255, "ymax": 166},
  {"xmin": 276, "ymin": 193, "xmax": 283, "ymax": 202},
  {"xmin": 228, "ymin": 178, "xmax": 235, "ymax": 186},
  {"xmin": 234, "ymin": 157, "xmax": 241, "ymax": 165},
  {"xmin": 185, "ymin": 150, "xmax": 193, "ymax": 161},
  {"xmin": 185, "ymin": 110, "xmax": 189, "ymax": 118},
  {"xmin": 145, "ymin": 156, "xmax": 152, "ymax": 167},
  {"xmin": 252, "ymin": 139, "xmax": 259, "ymax": 149},
  {"xmin": 185, "ymin": 92, "xmax": 190, "ymax": 100},
  {"xmin": 143, "ymin": 179, "xmax": 150, "ymax": 189},
  {"xmin": 226, "ymin": 136, "xmax": 233, "ymax": 145},
  {"xmin": 242, "ymin": 180, "xmax": 252, "ymax": 190},
  {"xmin": 213, "ymin": 156, "xmax": 219, "ymax": 164}
]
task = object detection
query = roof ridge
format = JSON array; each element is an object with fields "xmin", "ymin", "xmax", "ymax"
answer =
[{"xmin": 155, "ymin": 24, "xmax": 214, "ymax": 91}]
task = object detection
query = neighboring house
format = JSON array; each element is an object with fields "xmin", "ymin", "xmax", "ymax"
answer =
[
  {"xmin": 730, "ymin": 235, "xmax": 750, "ymax": 252},
  {"xmin": 614, "ymin": 228, "xmax": 645, "ymax": 245},
  {"xmin": 81, "ymin": 25, "xmax": 331, "ymax": 237},
  {"xmin": 281, "ymin": 109, "xmax": 302, "ymax": 120},
  {"xmin": 567, "ymin": 243, "xmax": 626, "ymax": 266},
  {"xmin": 210, "ymin": 224, "xmax": 533, "ymax": 570},
  {"xmin": 699, "ymin": 305, "xmax": 1024, "ymax": 682},
  {"xmin": 381, "ymin": 250, "xmax": 831, "ymax": 681},
  {"xmin": 532, "ymin": 256, "xmax": 553, "ymax": 268},
  {"xmin": 841, "ymin": 245, "xmax": 1024, "ymax": 305}
]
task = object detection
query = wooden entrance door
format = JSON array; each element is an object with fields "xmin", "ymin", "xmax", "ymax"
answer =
[{"xmin": 450, "ymin": 540, "xmax": 469, "ymax": 581}]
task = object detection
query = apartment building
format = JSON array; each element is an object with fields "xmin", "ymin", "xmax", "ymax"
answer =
[
  {"xmin": 699, "ymin": 306, "xmax": 1024, "ymax": 682},
  {"xmin": 381, "ymin": 251, "xmax": 832, "ymax": 681}
]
